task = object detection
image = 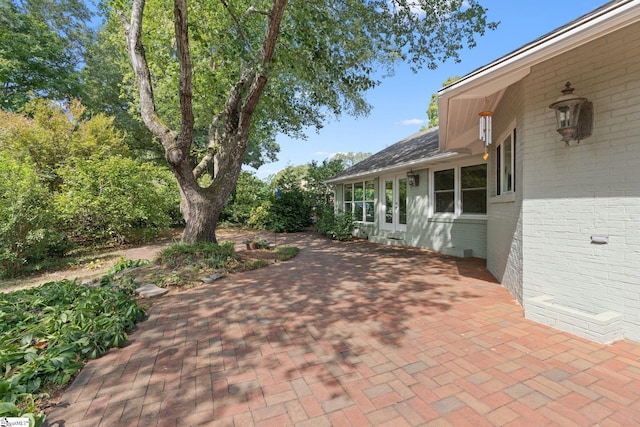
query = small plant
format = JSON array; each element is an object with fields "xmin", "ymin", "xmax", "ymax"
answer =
[
  {"xmin": 242, "ymin": 259, "xmax": 270, "ymax": 270},
  {"xmin": 274, "ymin": 246, "xmax": 300, "ymax": 261},
  {"xmin": 242, "ymin": 237, "xmax": 271, "ymax": 249},
  {"xmin": 157, "ymin": 241, "xmax": 236, "ymax": 269}
]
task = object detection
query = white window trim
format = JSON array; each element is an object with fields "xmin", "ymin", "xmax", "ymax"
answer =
[
  {"xmin": 494, "ymin": 121, "xmax": 516, "ymax": 199},
  {"xmin": 343, "ymin": 179, "xmax": 376, "ymax": 223},
  {"xmin": 430, "ymin": 159, "xmax": 488, "ymax": 219}
]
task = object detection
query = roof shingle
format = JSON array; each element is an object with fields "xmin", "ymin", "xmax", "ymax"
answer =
[{"xmin": 327, "ymin": 127, "xmax": 451, "ymax": 182}]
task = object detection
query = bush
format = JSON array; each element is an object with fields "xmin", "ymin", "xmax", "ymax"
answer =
[
  {"xmin": 269, "ymin": 189, "xmax": 312, "ymax": 232},
  {"xmin": 55, "ymin": 157, "xmax": 179, "ymax": 245},
  {"xmin": 248, "ymin": 189, "xmax": 312, "ymax": 232},
  {"xmin": 0, "ymin": 153, "xmax": 58, "ymax": 277},
  {"xmin": 221, "ymin": 171, "xmax": 270, "ymax": 225},
  {"xmin": 316, "ymin": 206, "xmax": 354, "ymax": 241},
  {"xmin": 247, "ymin": 200, "xmax": 273, "ymax": 230}
]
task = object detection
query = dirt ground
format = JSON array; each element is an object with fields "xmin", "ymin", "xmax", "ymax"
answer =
[{"xmin": 0, "ymin": 228, "xmax": 280, "ymax": 293}]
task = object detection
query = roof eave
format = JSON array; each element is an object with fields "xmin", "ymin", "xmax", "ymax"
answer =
[
  {"xmin": 325, "ymin": 152, "xmax": 460, "ymax": 184},
  {"xmin": 438, "ymin": 0, "xmax": 640, "ymax": 151}
]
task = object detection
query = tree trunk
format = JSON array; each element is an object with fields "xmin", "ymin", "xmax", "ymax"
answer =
[{"xmin": 181, "ymin": 193, "xmax": 221, "ymax": 243}]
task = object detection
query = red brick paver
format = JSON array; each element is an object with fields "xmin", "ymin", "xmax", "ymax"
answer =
[{"xmin": 45, "ymin": 232, "xmax": 640, "ymax": 426}]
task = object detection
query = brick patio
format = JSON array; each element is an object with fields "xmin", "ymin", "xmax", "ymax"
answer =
[{"xmin": 44, "ymin": 232, "xmax": 640, "ymax": 426}]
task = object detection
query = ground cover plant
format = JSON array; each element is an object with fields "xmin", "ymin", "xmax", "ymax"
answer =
[{"xmin": 0, "ymin": 268, "xmax": 146, "ymax": 426}]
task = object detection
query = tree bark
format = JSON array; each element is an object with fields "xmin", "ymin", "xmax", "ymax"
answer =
[{"xmin": 179, "ymin": 187, "xmax": 221, "ymax": 243}]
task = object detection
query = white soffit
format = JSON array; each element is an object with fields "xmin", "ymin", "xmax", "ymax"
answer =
[{"xmin": 438, "ymin": 0, "xmax": 640, "ymax": 151}]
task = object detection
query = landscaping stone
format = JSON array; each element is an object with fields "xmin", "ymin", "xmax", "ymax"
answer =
[
  {"xmin": 135, "ymin": 284, "xmax": 168, "ymax": 298},
  {"xmin": 201, "ymin": 272, "xmax": 223, "ymax": 284}
]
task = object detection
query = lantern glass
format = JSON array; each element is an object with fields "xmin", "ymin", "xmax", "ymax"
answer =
[
  {"xmin": 554, "ymin": 101, "xmax": 582, "ymax": 130},
  {"xmin": 549, "ymin": 82, "xmax": 588, "ymax": 142}
]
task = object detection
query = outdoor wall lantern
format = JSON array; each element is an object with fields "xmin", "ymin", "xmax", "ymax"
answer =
[
  {"xmin": 549, "ymin": 82, "xmax": 593, "ymax": 145},
  {"xmin": 407, "ymin": 171, "xmax": 419, "ymax": 187}
]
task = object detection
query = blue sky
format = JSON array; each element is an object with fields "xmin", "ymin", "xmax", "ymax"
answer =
[{"xmin": 250, "ymin": 0, "xmax": 608, "ymax": 179}]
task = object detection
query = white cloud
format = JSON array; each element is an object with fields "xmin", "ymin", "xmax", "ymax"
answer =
[{"xmin": 399, "ymin": 118, "xmax": 426, "ymax": 126}]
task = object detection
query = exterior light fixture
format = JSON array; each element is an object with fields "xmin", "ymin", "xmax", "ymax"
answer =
[
  {"xmin": 407, "ymin": 171, "xmax": 419, "ymax": 187},
  {"xmin": 549, "ymin": 82, "xmax": 593, "ymax": 145},
  {"xmin": 479, "ymin": 107, "xmax": 492, "ymax": 160}
]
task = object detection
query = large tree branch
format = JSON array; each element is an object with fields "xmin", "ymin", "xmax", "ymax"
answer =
[
  {"xmin": 121, "ymin": 0, "xmax": 179, "ymax": 162},
  {"xmin": 174, "ymin": 0, "xmax": 194, "ymax": 156},
  {"xmin": 192, "ymin": 115, "xmax": 222, "ymax": 179},
  {"xmin": 197, "ymin": 0, "xmax": 288, "ymax": 183},
  {"xmin": 238, "ymin": 0, "xmax": 287, "ymax": 135}
]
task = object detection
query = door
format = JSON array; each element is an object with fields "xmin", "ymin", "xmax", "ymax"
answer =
[{"xmin": 380, "ymin": 175, "xmax": 407, "ymax": 232}]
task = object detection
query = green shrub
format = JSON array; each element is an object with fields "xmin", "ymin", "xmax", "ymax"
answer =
[
  {"xmin": 248, "ymin": 189, "xmax": 312, "ymax": 232},
  {"xmin": 269, "ymin": 189, "xmax": 311, "ymax": 232},
  {"xmin": 0, "ymin": 153, "xmax": 58, "ymax": 277},
  {"xmin": 55, "ymin": 157, "xmax": 179, "ymax": 245},
  {"xmin": 221, "ymin": 171, "xmax": 270, "ymax": 225},
  {"xmin": 247, "ymin": 201, "xmax": 273, "ymax": 230},
  {"xmin": 316, "ymin": 206, "xmax": 354, "ymax": 241},
  {"xmin": 275, "ymin": 246, "xmax": 301, "ymax": 261}
]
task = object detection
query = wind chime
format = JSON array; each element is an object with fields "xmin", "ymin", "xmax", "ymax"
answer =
[{"xmin": 479, "ymin": 102, "xmax": 493, "ymax": 160}]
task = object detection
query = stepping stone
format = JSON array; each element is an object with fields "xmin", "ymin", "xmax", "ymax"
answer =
[
  {"xmin": 201, "ymin": 272, "xmax": 223, "ymax": 284},
  {"xmin": 135, "ymin": 284, "xmax": 169, "ymax": 298}
]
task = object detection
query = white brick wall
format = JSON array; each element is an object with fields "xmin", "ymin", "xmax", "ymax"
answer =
[
  {"xmin": 522, "ymin": 22, "xmax": 640, "ymax": 342},
  {"xmin": 487, "ymin": 83, "xmax": 525, "ymax": 303}
]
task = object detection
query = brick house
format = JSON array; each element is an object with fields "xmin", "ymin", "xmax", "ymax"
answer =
[{"xmin": 328, "ymin": 0, "xmax": 640, "ymax": 343}]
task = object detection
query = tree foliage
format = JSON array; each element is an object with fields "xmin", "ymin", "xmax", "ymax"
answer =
[
  {"xmin": 79, "ymin": 24, "xmax": 159, "ymax": 158},
  {"xmin": 305, "ymin": 158, "xmax": 347, "ymax": 214},
  {"xmin": 0, "ymin": 0, "xmax": 93, "ymax": 110},
  {"xmin": 331, "ymin": 152, "xmax": 371, "ymax": 168},
  {"xmin": 1, "ymin": 98, "xmax": 129, "ymax": 190},
  {"xmin": 423, "ymin": 76, "xmax": 460, "ymax": 129},
  {"xmin": 220, "ymin": 171, "xmax": 270, "ymax": 225}
]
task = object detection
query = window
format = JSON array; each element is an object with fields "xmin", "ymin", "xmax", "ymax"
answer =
[
  {"xmin": 497, "ymin": 127, "xmax": 516, "ymax": 195},
  {"xmin": 365, "ymin": 180, "xmax": 375, "ymax": 222},
  {"xmin": 461, "ymin": 164, "xmax": 487, "ymax": 214},
  {"xmin": 344, "ymin": 184, "xmax": 353, "ymax": 214},
  {"xmin": 432, "ymin": 163, "xmax": 487, "ymax": 216},
  {"xmin": 398, "ymin": 178, "xmax": 407, "ymax": 225},
  {"xmin": 344, "ymin": 179, "xmax": 375, "ymax": 222},
  {"xmin": 354, "ymin": 182, "xmax": 364, "ymax": 221},
  {"xmin": 434, "ymin": 169, "xmax": 455, "ymax": 213}
]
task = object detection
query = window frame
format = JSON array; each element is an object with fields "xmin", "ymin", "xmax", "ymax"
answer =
[
  {"xmin": 430, "ymin": 160, "xmax": 488, "ymax": 218},
  {"xmin": 433, "ymin": 168, "xmax": 455, "ymax": 214},
  {"xmin": 460, "ymin": 163, "xmax": 488, "ymax": 215},
  {"xmin": 496, "ymin": 123, "xmax": 516, "ymax": 197},
  {"xmin": 343, "ymin": 179, "xmax": 375, "ymax": 223}
]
